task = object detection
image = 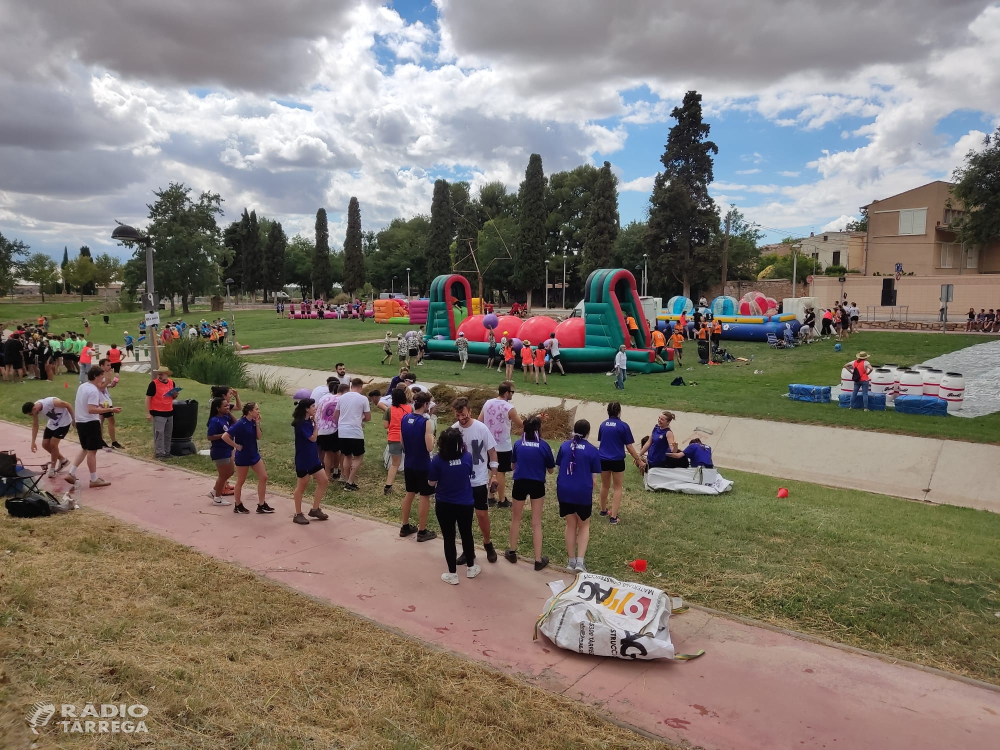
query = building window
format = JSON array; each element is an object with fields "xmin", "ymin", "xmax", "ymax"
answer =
[
  {"xmin": 940, "ymin": 243, "xmax": 954, "ymax": 269},
  {"xmin": 832, "ymin": 251, "xmax": 841, "ymax": 265},
  {"xmin": 944, "ymin": 208, "xmax": 964, "ymax": 225},
  {"xmin": 823, "ymin": 235, "xmax": 828, "ymax": 242},
  {"xmin": 967, "ymin": 245, "xmax": 978, "ymax": 269},
  {"xmin": 811, "ymin": 252, "xmax": 819, "ymax": 261},
  {"xmin": 898, "ymin": 208, "xmax": 928, "ymax": 236}
]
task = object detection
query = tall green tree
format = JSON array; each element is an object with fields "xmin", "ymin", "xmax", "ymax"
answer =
[
  {"xmin": 283, "ymin": 234, "xmax": 313, "ymax": 291},
  {"xmin": 63, "ymin": 254, "xmax": 96, "ymax": 302},
  {"xmin": 343, "ymin": 197, "xmax": 365, "ymax": 296},
  {"xmin": 22, "ymin": 253, "xmax": 59, "ymax": 302},
  {"xmin": 0, "ymin": 232, "xmax": 29, "ymax": 296},
  {"xmin": 78, "ymin": 245, "xmax": 96, "ymax": 295},
  {"xmin": 645, "ymin": 90, "xmax": 721, "ymax": 299},
  {"xmin": 545, "ymin": 164, "xmax": 600, "ymax": 258},
  {"xmin": 514, "ymin": 153, "xmax": 547, "ymax": 307},
  {"xmin": 264, "ymin": 221, "xmax": 287, "ymax": 298},
  {"xmin": 142, "ymin": 182, "xmax": 225, "ymax": 315},
  {"xmin": 613, "ymin": 220, "xmax": 649, "ymax": 293},
  {"xmin": 427, "ymin": 179, "xmax": 454, "ymax": 280},
  {"xmin": 93, "ymin": 253, "xmax": 123, "ymax": 291},
  {"xmin": 239, "ymin": 209, "xmax": 262, "ymax": 299},
  {"xmin": 369, "ymin": 216, "xmax": 431, "ymax": 294},
  {"xmin": 845, "ymin": 207, "xmax": 868, "ymax": 233},
  {"xmin": 222, "ymin": 221, "xmax": 243, "ymax": 291},
  {"xmin": 581, "ymin": 161, "xmax": 620, "ymax": 279},
  {"xmin": 718, "ymin": 205, "xmax": 764, "ymax": 283},
  {"xmin": 312, "ymin": 208, "xmax": 332, "ymax": 298},
  {"xmin": 61, "ymin": 246, "xmax": 69, "ymax": 293},
  {"xmin": 952, "ymin": 125, "xmax": 1000, "ymax": 250}
]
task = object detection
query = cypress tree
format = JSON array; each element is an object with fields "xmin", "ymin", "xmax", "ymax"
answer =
[
  {"xmin": 78, "ymin": 245, "xmax": 95, "ymax": 295},
  {"xmin": 312, "ymin": 208, "xmax": 332, "ymax": 298},
  {"xmin": 343, "ymin": 197, "xmax": 365, "ymax": 296},
  {"xmin": 513, "ymin": 153, "xmax": 547, "ymax": 308},
  {"xmin": 265, "ymin": 221, "xmax": 287, "ymax": 297},
  {"xmin": 581, "ymin": 161, "xmax": 620, "ymax": 278},
  {"xmin": 61, "ymin": 246, "xmax": 69, "ymax": 293},
  {"xmin": 427, "ymin": 179, "xmax": 454, "ymax": 280},
  {"xmin": 645, "ymin": 90, "xmax": 720, "ymax": 299},
  {"xmin": 241, "ymin": 209, "xmax": 261, "ymax": 299},
  {"xmin": 222, "ymin": 221, "xmax": 243, "ymax": 290}
]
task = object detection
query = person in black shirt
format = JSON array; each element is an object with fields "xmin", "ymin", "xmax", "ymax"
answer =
[{"xmin": 3, "ymin": 334, "xmax": 25, "ymax": 382}]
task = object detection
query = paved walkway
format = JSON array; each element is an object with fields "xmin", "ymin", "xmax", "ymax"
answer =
[
  {"xmin": 235, "ymin": 339, "xmax": 382, "ymax": 355},
  {"xmin": 3, "ymin": 424, "xmax": 997, "ymax": 749}
]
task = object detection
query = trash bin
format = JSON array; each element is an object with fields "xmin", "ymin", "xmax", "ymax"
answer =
[
  {"xmin": 170, "ymin": 399, "xmax": 199, "ymax": 456},
  {"xmin": 697, "ymin": 339, "xmax": 710, "ymax": 365},
  {"xmin": 103, "ymin": 315, "xmax": 110, "ymax": 324}
]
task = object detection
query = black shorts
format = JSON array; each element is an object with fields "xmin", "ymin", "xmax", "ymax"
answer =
[
  {"xmin": 488, "ymin": 345, "xmax": 497, "ymax": 358},
  {"xmin": 317, "ymin": 432, "xmax": 339, "ymax": 452},
  {"xmin": 472, "ymin": 484, "xmax": 489, "ymax": 511},
  {"xmin": 601, "ymin": 458, "xmax": 626, "ymax": 473},
  {"xmin": 551, "ymin": 353, "xmax": 561, "ymax": 361},
  {"xmin": 404, "ymin": 468, "xmax": 435, "ymax": 496},
  {"xmin": 43, "ymin": 424, "xmax": 71, "ymax": 440},
  {"xmin": 296, "ymin": 464, "xmax": 324, "ymax": 479},
  {"xmin": 496, "ymin": 450, "xmax": 512, "ymax": 473},
  {"xmin": 408, "ymin": 348, "xmax": 418, "ymax": 357},
  {"xmin": 111, "ymin": 362, "xmax": 121, "ymax": 373},
  {"xmin": 100, "ymin": 411, "xmax": 115, "ymax": 421},
  {"xmin": 512, "ymin": 478, "xmax": 546, "ymax": 501},
  {"xmin": 126, "ymin": 345, "xmax": 134, "ymax": 352},
  {"xmin": 398, "ymin": 354, "xmax": 407, "ymax": 362},
  {"xmin": 559, "ymin": 501, "xmax": 592, "ymax": 521},
  {"xmin": 339, "ymin": 437, "xmax": 365, "ymax": 457},
  {"xmin": 75, "ymin": 420, "xmax": 104, "ymax": 451}
]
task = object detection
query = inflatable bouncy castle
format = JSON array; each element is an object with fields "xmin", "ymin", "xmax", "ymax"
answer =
[
  {"xmin": 424, "ymin": 269, "xmax": 673, "ymax": 373},
  {"xmin": 374, "ymin": 299, "xmax": 409, "ymax": 325},
  {"xmin": 656, "ymin": 294, "xmax": 800, "ymax": 342}
]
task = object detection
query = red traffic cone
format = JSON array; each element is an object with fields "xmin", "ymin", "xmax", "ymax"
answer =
[
  {"xmin": 628, "ymin": 559, "xmax": 647, "ymax": 573},
  {"xmin": 64, "ymin": 381, "xmax": 69, "ymax": 388},
  {"xmin": 777, "ymin": 487, "xmax": 789, "ymax": 498}
]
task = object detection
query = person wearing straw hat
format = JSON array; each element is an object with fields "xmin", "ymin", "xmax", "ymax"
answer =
[
  {"xmin": 146, "ymin": 366, "xmax": 180, "ymax": 459},
  {"xmin": 849, "ymin": 351, "xmax": 873, "ymax": 411}
]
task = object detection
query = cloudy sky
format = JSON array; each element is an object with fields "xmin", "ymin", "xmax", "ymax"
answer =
[{"xmin": 2, "ymin": 0, "xmax": 998, "ymax": 261}]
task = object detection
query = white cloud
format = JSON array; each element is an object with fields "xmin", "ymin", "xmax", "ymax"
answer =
[
  {"xmin": 821, "ymin": 215, "xmax": 856, "ymax": 232},
  {"xmin": 620, "ymin": 175, "xmax": 656, "ymax": 192},
  {"xmin": 778, "ymin": 170, "xmax": 801, "ymax": 177},
  {"xmin": 736, "ymin": 168, "xmax": 761, "ymax": 175}
]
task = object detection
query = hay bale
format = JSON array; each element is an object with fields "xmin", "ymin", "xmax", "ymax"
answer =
[
  {"xmin": 516, "ymin": 405, "xmax": 574, "ymax": 441},
  {"xmin": 430, "ymin": 385, "xmax": 495, "ymax": 416}
]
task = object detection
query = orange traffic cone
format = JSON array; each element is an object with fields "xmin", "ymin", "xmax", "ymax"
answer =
[
  {"xmin": 777, "ymin": 487, "xmax": 789, "ymax": 498},
  {"xmin": 64, "ymin": 381, "xmax": 69, "ymax": 388},
  {"xmin": 628, "ymin": 559, "xmax": 647, "ymax": 573}
]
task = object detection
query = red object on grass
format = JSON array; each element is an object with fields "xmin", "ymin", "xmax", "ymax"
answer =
[
  {"xmin": 628, "ymin": 559, "xmax": 648, "ymax": 573},
  {"xmin": 777, "ymin": 487, "xmax": 789, "ymax": 498}
]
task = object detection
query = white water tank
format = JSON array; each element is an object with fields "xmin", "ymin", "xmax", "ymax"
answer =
[
  {"xmin": 923, "ymin": 369, "xmax": 944, "ymax": 397},
  {"xmin": 871, "ymin": 368, "xmax": 895, "ymax": 396},
  {"xmin": 898, "ymin": 370, "xmax": 925, "ymax": 397},
  {"xmin": 939, "ymin": 372, "xmax": 965, "ymax": 413},
  {"xmin": 840, "ymin": 365, "xmax": 855, "ymax": 394}
]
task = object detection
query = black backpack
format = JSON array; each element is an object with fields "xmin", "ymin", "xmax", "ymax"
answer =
[
  {"xmin": 5, "ymin": 492, "xmax": 61, "ymax": 518},
  {"xmin": 851, "ymin": 364, "xmax": 862, "ymax": 382}
]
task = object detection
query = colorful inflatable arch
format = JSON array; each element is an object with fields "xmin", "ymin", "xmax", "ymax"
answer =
[
  {"xmin": 655, "ymin": 295, "xmax": 801, "ymax": 342},
  {"xmin": 424, "ymin": 269, "xmax": 673, "ymax": 373}
]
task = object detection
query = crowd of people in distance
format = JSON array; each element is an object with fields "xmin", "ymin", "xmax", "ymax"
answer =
[
  {"xmin": 1, "ymin": 319, "xmax": 127, "ymax": 384},
  {"xmin": 966, "ymin": 308, "xmax": 998, "ymax": 332}
]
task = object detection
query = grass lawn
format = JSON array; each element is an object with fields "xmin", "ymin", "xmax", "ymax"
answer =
[
  {"xmin": 247, "ymin": 330, "xmax": 1000, "ymax": 444},
  {"xmin": 0, "ymin": 513, "xmax": 667, "ymax": 750},
  {"xmin": 3, "ymin": 375, "xmax": 999, "ymax": 686},
  {"xmin": 0, "ymin": 298, "xmax": 109, "ymax": 327}
]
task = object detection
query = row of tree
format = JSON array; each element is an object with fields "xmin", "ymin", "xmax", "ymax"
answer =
[{"xmin": 0, "ymin": 236, "xmax": 124, "ymax": 302}]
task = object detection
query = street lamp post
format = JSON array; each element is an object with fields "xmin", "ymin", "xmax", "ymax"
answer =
[
  {"xmin": 392, "ymin": 276, "xmax": 396, "ymax": 296},
  {"xmin": 111, "ymin": 223, "xmax": 158, "ymax": 379},
  {"xmin": 792, "ymin": 244, "xmax": 802, "ymax": 299},
  {"xmin": 642, "ymin": 253, "xmax": 648, "ymax": 297},
  {"xmin": 225, "ymin": 278, "xmax": 236, "ymax": 346},
  {"xmin": 545, "ymin": 259, "xmax": 550, "ymax": 311},
  {"xmin": 562, "ymin": 252, "xmax": 567, "ymax": 310},
  {"xmin": 406, "ymin": 267, "xmax": 411, "ymax": 301}
]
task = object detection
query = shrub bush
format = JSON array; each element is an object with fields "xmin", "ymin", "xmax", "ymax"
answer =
[
  {"xmin": 159, "ymin": 338, "xmax": 248, "ymax": 388},
  {"xmin": 824, "ymin": 265, "xmax": 848, "ymax": 276}
]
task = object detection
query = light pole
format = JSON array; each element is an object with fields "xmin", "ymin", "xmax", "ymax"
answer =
[
  {"xmin": 406, "ymin": 267, "xmax": 411, "ymax": 301},
  {"xmin": 642, "ymin": 253, "xmax": 648, "ymax": 297},
  {"xmin": 225, "ymin": 278, "xmax": 236, "ymax": 346},
  {"xmin": 792, "ymin": 244, "xmax": 801, "ymax": 299},
  {"xmin": 111, "ymin": 223, "xmax": 158, "ymax": 379},
  {"xmin": 545, "ymin": 259, "xmax": 550, "ymax": 311},
  {"xmin": 562, "ymin": 251, "xmax": 567, "ymax": 309},
  {"xmin": 392, "ymin": 276, "xmax": 396, "ymax": 296}
]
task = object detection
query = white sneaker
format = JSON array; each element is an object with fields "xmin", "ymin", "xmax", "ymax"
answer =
[
  {"xmin": 212, "ymin": 496, "xmax": 233, "ymax": 506},
  {"xmin": 567, "ymin": 558, "xmax": 577, "ymax": 571},
  {"xmin": 441, "ymin": 572, "xmax": 459, "ymax": 585},
  {"xmin": 466, "ymin": 564, "xmax": 482, "ymax": 579},
  {"xmin": 47, "ymin": 468, "xmax": 57, "ymax": 479}
]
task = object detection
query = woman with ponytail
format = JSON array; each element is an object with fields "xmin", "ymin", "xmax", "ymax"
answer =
[
  {"xmin": 291, "ymin": 398, "xmax": 330, "ymax": 525},
  {"xmin": 555, "ymin": 420, "xmax": 602, "ymax": 572},
  {"xmin": 205, "ymin": 396, "xmax": 235, "ymax": 505},
  {"xmin": 506, "ymin": 415, "xmax": 555, "ymax": 571},
  {"xmin": 597, "ymin": 402, "xmax": 642, "ymax": 525}
]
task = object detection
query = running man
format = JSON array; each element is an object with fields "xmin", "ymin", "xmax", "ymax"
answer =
[
  {"xmin": 399, "ymin": 391, "xmax": 437, "ymax": 542},
  {"xmin": 452, "ymin": 397, "xmax": 499, "ymax": 564},
  {"xmin": 381, "ymin": 332, "xmax": 394, "ymax": 365},
  {"xmin": 478, "ymin": 382, "xmax": 522, "ymax": 509},
  {"xmin": 625, "ymin": 314, "xmax": 641, "ymax": 348},
  {"xmin": 456, "ymin": 332, "xmax": 469, "ymax": 369},
  {"xmin": 546, "ymin": 332, "xmax": 566, "ymax": 376},
  {"xmin": 23, "ymin": 396, "xmax": 74, "ymax": 477},
  {"xmin": 64, "ymin": 366, "xmax": 119, "ymax": 504}
]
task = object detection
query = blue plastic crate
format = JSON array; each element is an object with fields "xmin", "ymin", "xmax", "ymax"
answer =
[
  {"xmin": 838, "ymin": 392, "xmax": 886, "ymax": 411},
  {"xmin": 893, "ymin": 395, "xmax": 948, "ymax": 417},
  {"xmin": 788, "ymin": 384, "xmax": 832, "ymax": 403}
]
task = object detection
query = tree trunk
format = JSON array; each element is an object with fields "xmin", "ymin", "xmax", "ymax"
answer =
[
  {"xmin": 682, "ymin": 274, "xmax": 691, "ymax": 301},
  {"xmin": 169, "ymin": 296, "xmax": 176, "ymax": 316},
  {"xmin": 525, "ymin": 288, "xmax": 533, "ymax": 311},
  {"xmin": 182, "ymin": 295, "xmax": 190, "ymax": 314},
  {"xmin": 40, "ymin": 291, "xmax": 45, "ymax": 302}
]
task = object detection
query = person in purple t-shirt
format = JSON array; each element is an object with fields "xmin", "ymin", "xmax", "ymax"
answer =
[
  {"xmin": 506, "ymin": 415, "xmax": 555, "ymax": 571},
  {"xmin": 555, "ymin": 419, "xmax": 602, "ymax": 573},
  {"xmin": 290, "ymin": 398, "xmax": 329, "ymax": 525},
  {"xmin": 427, "ymin": 428, "xmax": 481, "ymax": 585},
  {"xmin": 597, "ymin": 402, "xmax": 643, "ymax": 525}
]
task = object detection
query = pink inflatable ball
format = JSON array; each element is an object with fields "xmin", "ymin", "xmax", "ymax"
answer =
[
  {"xmin": 517, "ymin": 316, "xmax": 559, "ymax": 349},
  {"xmin": 554, "ymin": 317, "xmax": 585, "ymax": 348},
  {"xmin": 457, "ymin": 315, "xmax": 489, "ymax": 343},
  {"xmin": 293, "ymin": 388, "xmax": 312, "ymax": 400},
  {"xmin": 494, "ymin": 315, "xmax": 523, "ymax": 338},
  {"xmin": 511, "ymin": 337, "xmax": 523, "ymax": 352},
  {"xmin": 482, "ymin": 313, "xmax": 499, "ymax": 331}
]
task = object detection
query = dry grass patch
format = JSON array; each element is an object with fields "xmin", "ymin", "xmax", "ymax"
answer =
[{"xmin": 0, "ymin": 511, "xmax": 668, "ymax": 750}]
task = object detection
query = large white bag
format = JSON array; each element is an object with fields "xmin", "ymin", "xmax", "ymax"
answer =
[
  {"xmin": 534, "ymin": 573, "xmax": 703, "ymax": 661},
  {"xmin": 644, "ymin": 466, "xmax": 734, "ymax": 495}
]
